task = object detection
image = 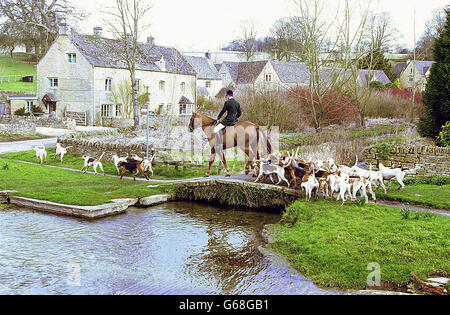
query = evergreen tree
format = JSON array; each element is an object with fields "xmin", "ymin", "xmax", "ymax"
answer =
[
  {"xmin": 358, "ymin": 49, "xmax": 395, "ymax": 82},
  {"xmin": 418, "ymin": 10, "xmax": 450, "ymax": 139}
]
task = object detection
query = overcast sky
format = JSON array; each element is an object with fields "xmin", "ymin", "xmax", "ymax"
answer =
[{"xmin": 75, "ymin": 0, "xmax": 449, "ymax": 51}]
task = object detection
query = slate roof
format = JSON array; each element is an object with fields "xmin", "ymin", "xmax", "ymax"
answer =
[
  {"xmin": 270, "ymin": 61, "xmax": 310, "ymax": 85},
  {"xmin": 184, "ymin": 56, "xmax": 221, "ymax": 80},
  {"xmin": 223, "ymin": 61, "xmax": 268, "ymax": 85},
  {"xmin": 393, "ymin": 61, "xmax": 434, "ymax": 77},
  {"xmin": 179, "ymin": 96, "xmax": 194, "ymax": 105},
  {"xmin": 68, "ymin": 34, "xmax": 196, "ymax": 75},
  {"xmin": 414, "ymin": 61, "xmax": 434, "ymax": 76},
  {"xmin": 393, "ymin": 62, "xmax": 407, "ymax": 76},
  {"xmin": 197, "ymin": 86, "xmax": 209, "ymax": 96},
  {"xmin": 358, "ymin": 69, "xmax": 391, "ymax": 86}
]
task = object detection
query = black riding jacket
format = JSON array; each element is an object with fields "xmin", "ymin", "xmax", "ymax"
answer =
[{"xmin": 217, "ymin": 98, "xmax": 242, "ymax": 126}]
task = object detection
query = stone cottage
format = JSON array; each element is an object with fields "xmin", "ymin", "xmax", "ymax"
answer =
[
  {"xmin": 394, "ymin": 60, "xmax": 434, "ymax": 92},
  {"xmin": 217, "ymin": 60, "xmax": 311, "ymax": 93},
  {"xmin": 184, "ymin": 55, "xmax": 222, "ymax": 99},
  {"xmin": 0, "ymin": 92, "xmax": 38, "ymax": 116},
  {"xmin": 37, "ymin": 25, "xmax": 197, "ymax": 125}
]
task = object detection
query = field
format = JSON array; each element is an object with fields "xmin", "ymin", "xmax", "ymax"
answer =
[
  {"xmin": 272, "ymin": 199, "xmax": 450, "ymax": 290},
  {"xmin": 0, "ymin": 54, "xmax": 37, "ymax": 92}
]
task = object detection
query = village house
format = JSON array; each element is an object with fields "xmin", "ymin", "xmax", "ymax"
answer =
[
  {"xmin": 0, "ymin": 92, "xmax": 38, "ymax": 116},
  {"xmin": 394, "ymin": 60, "xmax": 434, "ymax": 92},
  {"xmin": 184, "ymin": 55, "xmax": 222, "ymax": 99},
  {"xmin": 217, "ymin": 60, "xmax": 310, "ymax": 94},
  {"xmin": 37, "ymin": 24, "xmax": 197, "ymax": 125}
]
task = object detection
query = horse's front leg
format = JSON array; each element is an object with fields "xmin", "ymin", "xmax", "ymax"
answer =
[
  {"xmin": 205, "ymin": 148, "xmax": 216, "ymax": 177},
  {"xmin": 219, "ymin": 150, "xmax": 231, "ymax": 177}
]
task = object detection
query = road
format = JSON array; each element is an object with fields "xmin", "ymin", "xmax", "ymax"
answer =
[{"xmin": 0, "ymin": 137, "xmax": 57, "ymax": 155}]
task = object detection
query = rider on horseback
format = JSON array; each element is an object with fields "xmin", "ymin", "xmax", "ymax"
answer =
[{"xmin": 214, "ymin": 90, "xmax": 241, "ymax": 134}]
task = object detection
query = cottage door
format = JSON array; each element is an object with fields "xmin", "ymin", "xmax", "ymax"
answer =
[{"xmin": 48, "ymin": 102, "xmax": 56, "ymax": 113}]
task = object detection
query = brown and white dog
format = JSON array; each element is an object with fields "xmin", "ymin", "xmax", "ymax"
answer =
[
  {"xmin": 34, "ymin": 145, "xmax": 47, "ymax": 165},
  {"xmin": 81, "ymin": 153, "xmax": 105, "ymax": 175}
]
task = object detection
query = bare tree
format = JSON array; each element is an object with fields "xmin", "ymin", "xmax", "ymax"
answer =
[
  {"xmin": 362, "ymin": 12, "xmax": 398, "ymax": 53},
  {"xmin": 269, "ymin": 17, "xmax": 306, "ymax": 61},
  {"xmin": 416, "ymin": 5, "xmax": 449, "ymax": 60},
  {"xmin": 238, "ymin": 20, "xmax": 258, "ymax": 61},
  {"xmin": 105, "ymin": 0, "xmax": 152, "ymax": 131},
  {"xmin": 290, "ymin": 0, "xmax": 372, "ymax": 130}
]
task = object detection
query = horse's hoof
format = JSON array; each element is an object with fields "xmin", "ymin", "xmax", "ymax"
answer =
[{"xmin": 245, "ymin": 170, "xmax": 249, "ymax": 175}]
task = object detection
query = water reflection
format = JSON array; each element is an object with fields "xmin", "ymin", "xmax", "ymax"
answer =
[{"xmin": 0, "ymin": 203, "xmax": 341, "ymax": 295}]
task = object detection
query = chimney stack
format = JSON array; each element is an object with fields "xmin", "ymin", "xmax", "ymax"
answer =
[
  {"xmin": 93, "ymin": 27, "xmax": 103, "ymax": 37},
  {"xmin": 147, "ymin": 36, "xmax": 155, "ymax": 46},
  {"xmin": 59, "ymin": 23, "xmax": 69, "ymax": 36},
  {"xmin": 205, "ymin": 51, "xmax": 211, "ymax": 59}
]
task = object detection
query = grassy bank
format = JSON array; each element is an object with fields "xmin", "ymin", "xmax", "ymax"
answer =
[
  {"xmin": 0, "ymin": 158, "xmax": 170, "ymax": 206},
  {"xmin": 377, "ymin": 183, "xmax": 450, "ymax": 210},
  {"xmin": 272, "ymin": 199, "xmax": 450, "ymax": 290},
  {"xmin": 1, "ymin": 148, "xmax": 248, "ymax": 180},
  {"xmin": 0, "ymin": 54, "xmax": 37, "ymax": 93},
  {"xmin": 0, "ymin": 133, "xmax": 49, "ymax": 143}
]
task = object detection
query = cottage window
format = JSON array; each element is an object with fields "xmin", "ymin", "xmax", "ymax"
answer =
[
  {"xmin": 167, "ymin": 104, "xmax": 173, "ymax": 115},
  {"xmin": 158, "ymin": 104, "xmax": 164, "ymax": 115},
  {"xmin": 265, "ymin": 74, "xmax": 272, "ymax": 82},
  {"xmin": 105, "ymin": 79, "xmax": 112, "ymax": 92},
  {"xmin": 115, "ymin": 104, "xmax": 123, "ymax": 117},
  {"xmin": 180, "ymin": 82, "xmax": 186, "ymax": 92},
  {"xmin": 48, "ymin": 77, "xmax": 58, "ymax": 88},
  {"xmin": 67, "ymin": 53, "xmax": 76, "ymax": 63},
  {"xmin": 205, "ymin": 81, "xmax": 211, "ymax": 88},
  {"xmin": 25, "ymin": 101, "xmax": 33, "ymax": 113},
  {"xmin": 101, "ymin": 104, "xmax": 114, "ymax": 117},
  {"xmin": 159, "ymin": 80, "xmax": 165, "ymax": 91},
  {"xmin": 179, "ymin": 104, "xmax": 186, "ymax": 115}
]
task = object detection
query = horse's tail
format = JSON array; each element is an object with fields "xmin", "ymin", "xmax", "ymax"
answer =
[{"xmin": 257, "ymin": 126, "xmax": 272, "ymax": 156}]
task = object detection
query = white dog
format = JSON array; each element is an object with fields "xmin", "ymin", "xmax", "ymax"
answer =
[
  {"xmin": 112, "ymin": 154, "xmax": 129, "ymax": 175},
  {"xmin": 301, "ymin": 173, "xmax": 320, "ymax": 201},
  {"xmin": 350, "ymin": 157, "xmax": 386, "ymax": 195},
  {"xmin": 81, "ymin": 153, "xmax": 105, "ymax": 175},
  {"xmin": 34, "ymin": 145, "xmax": 47, "ymax": 165},
  {"xmin": 255, "ymin": 159, "xmax": 292, "ymax": 187},
  {"xmin": 55, "ymin": 143, "xmax": 72, "ymax": 163},
  {"xmin": 379, "ymin": 162, "xmax": 406, "ymax": 191}
]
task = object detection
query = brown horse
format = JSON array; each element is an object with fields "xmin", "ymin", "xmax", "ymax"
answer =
[{"xmin": 188, "ymin": 112, "xmax": 272, "ymax": 177}]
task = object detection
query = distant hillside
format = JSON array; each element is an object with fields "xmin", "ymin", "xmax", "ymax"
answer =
[{"xmin": 0, "ymin": 53, "xmax": 37, "ymax": 93}]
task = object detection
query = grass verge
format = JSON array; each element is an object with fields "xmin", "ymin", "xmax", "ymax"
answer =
[
  {"xmin": 0, "ymin": 158, "xmax": 170, "ymax": 206},
  {"xmin": 0, "ymin": 133, "xmax": 50, "ymax": 143},
  {"xmin": 0, "ymin": 148, "xmax": 247, "ymax": 180},
  {"xmin": 272, "ymin": 199, "xmax": 450, "ymax": 290},
  {"xmin": 0, "ymin": 54, "xmax": 37, "ymax": 92},
  {"xmin": 376, "ymin": 183, "xmax": 450, "ymax": 210}
]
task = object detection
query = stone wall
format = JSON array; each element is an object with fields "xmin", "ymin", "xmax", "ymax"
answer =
[
  {"xmin": 364, "ymin": 145, "xmax": 450, "ymax": 176},
  {"xmin": 0, "ymin": 121, "xmax": 36, "ymax": 135},
  {"xmin": 0, "ymin": 115, "xmax": 67, "ymax": 129},
  {"xmin": 58, "ymin": 137, "xmax": 151, "ymax": 161}
]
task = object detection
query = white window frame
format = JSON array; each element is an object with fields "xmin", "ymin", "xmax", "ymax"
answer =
[
  {"xmin": 25, "ymin": 101, "xmax": 33, "ymax": 113},
  {"xmin": 265, "ymin": 74, "xmax": 272, "ymax": 82},
  {"xmin": 205, "ymin": 81, "xmax": 212, "ymax": 88},
  {"xmin": 105, "ymin": 78, "xmax": 112, "ymax": 92},
  {"xmin": 48, "ymin": 77, "xmax": 59, "ymax": 88},
  {"xmin": 179, "ymin": 104, "xmax": 187, "ymax": 115},
  {"xmin": 115, "ymin": 104, "xmax": 123, "ymax": 117},
  {"xmin": 167, "ymin": 104, "xmax": 173, "ymax": 115},
  {"xmin": 135, "ymin": 79, "xmax": 141, "ymax": 92},
  {"xmin": 67, "ymin": 53, "xmax": 77, "ymax": 63},
  {"xmin": 101, "ymin": 104, "xmax": 114, "ymax": 118},
  {"xmin": 180, "ymin": 82, "xmax": 186, "ymax": 93}
]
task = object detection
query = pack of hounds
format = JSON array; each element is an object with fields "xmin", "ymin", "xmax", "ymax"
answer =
[
  {"xmin": 33, "ymin": 143, "xmax": 155, "ymax": 181},
  {"xmin": 253, "ymin": 148, "xmax": 409, "ymax": 206}
]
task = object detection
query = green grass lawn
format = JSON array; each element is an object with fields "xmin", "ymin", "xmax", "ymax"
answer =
[
  {"xmin": 0, "ymin": 54, "xmax": 37, "ymax": 92},
  {"xmin": 0, "ymin": 158, "xmax": 170, "ymax": 206},
  {"xmin": 0, "ymin": 133, "xmax": 49, "ymax": 143},
  {"xmin": 376, "ymin": 183, "xmax": 450, "ymax": 210},
  {"xmin": 272, "ymin": 199, "xmax": 450, "ymax": 290},
  {"xmin": 1, "ymin": 148, "xmax": 247, "ymax": 180}
]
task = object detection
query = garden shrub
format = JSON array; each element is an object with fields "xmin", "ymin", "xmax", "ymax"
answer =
[{"xmin": 438, "ymin": 121, "xmax": 450, "ymax": 147}]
